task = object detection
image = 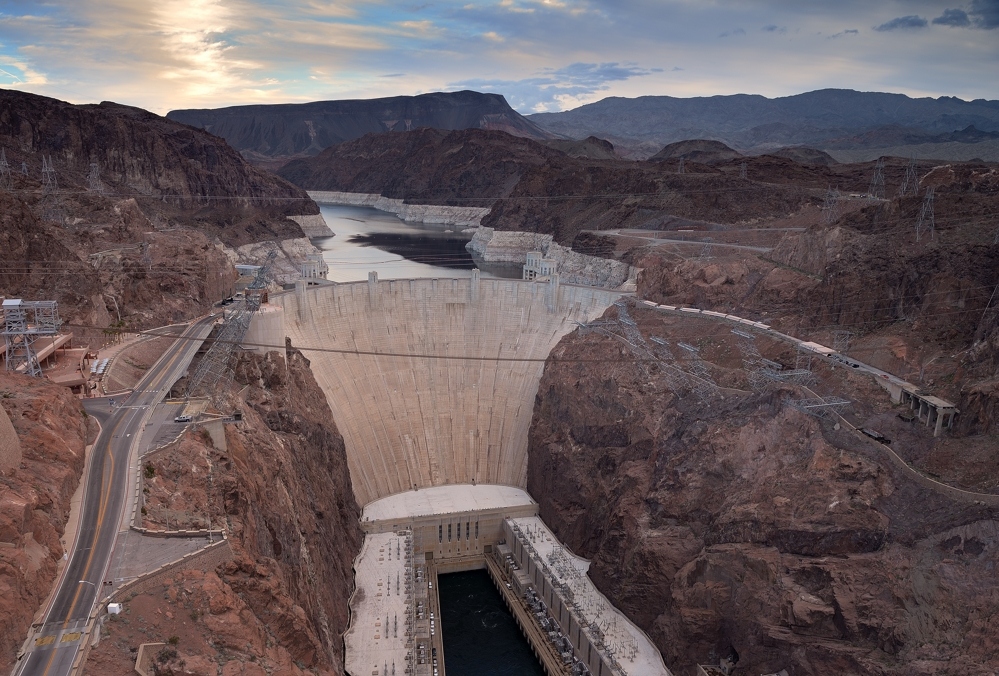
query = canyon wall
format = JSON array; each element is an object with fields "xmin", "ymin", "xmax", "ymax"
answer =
[
  {"xmin": 0, "ymin": 374, "xmax": 91, "ymax": 674},
  {"xmin": 526, "ymin": 306, "xmax": 999, "ymax": 675},
  {"xmin": 87, "ymin": 347, "xmax": 363, "ymax": 675}
]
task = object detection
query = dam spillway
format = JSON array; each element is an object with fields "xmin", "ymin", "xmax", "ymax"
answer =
[{"xmin": 273, "ymin": 274, "xmax": 623, "ymax": 506}]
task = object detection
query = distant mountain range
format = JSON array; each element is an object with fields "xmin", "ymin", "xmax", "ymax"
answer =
[
  {"xmin": 526, "ymin": 89, "xmax": 999, "ymax": 161},
  {"xmin": 168, "ymin": 91, "xmax": 555, "ymax": 169}
]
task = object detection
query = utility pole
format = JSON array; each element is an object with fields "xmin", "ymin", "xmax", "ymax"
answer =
[
  {"xmin": 916, "ymin": 186, "xmax": 935, "ymax": 241},
  {"xmin": 869, "ymin": 157, "xmax": 885, "ymax": 200}
]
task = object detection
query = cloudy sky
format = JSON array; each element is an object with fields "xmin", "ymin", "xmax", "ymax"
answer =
[{"xmin": 0, "ymin": 0, "xmax": 996, "ymax": 115}]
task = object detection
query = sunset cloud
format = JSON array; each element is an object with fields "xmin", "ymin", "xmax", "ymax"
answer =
[{"xmin": 0, "ymin": 0, "xmax": 994, "ymax": 114}]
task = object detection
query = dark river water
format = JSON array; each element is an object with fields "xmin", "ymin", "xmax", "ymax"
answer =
[
  {"xmin": 313, "ymin": 204, "xmax": 522, "ymax": 282},
  {"xmin": 438, "ymin": 570, "xmax": 545, "ymax": 676}
]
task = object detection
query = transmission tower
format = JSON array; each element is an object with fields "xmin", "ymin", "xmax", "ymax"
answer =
[
  {"xmin": 832, "ymin": 330, "xmax": 852, "ymax": 353},
  {"xmin": 186, "ymin": 251, "xmax": 277, "ymax": 407},
  {"xmin": 676, "ymin": 341, "xmax": 718, "ymax": 399},
  {"xmin": 87, "ymin": 161, "xmax": 104, "ymax": 195},
  {"xmin": 41, "ymin": 155, "xmax": 57, "ymax": 192},
  {"xmin": 2, "ymin": 299, "xmax": 61, "ymax": 377},
  {"xmin": 822, "ymin": 186, "xmax": 840, "ymax": 225},
  {"xmin": 677, "ymin": 158, "xmax": 685, "ymax": 174},
  {"xmin": 868, "ymin": 157, "xmax": 885, "ymax": 200},
  {"xmin": 739, "ymin": 161, "xmax": 747, "ymax": 179},
  {"xmin": 0, "ymin": 149, "xmax": 10, "ymax": 189},
  {"xmin": 916, "ymin": 186, "xmax": 935, "ymax": 241},
  {"xmin": 897, "ymin": 157, "xmax": 918, "ymax": 198}
]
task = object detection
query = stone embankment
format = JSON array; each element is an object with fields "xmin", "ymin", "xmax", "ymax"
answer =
[
  {"xmin": 308, "ymin": 190, "xmax": 491, "ymax": 227},
  {"xmin": 467, "ymin": 227, "xmax": 637, "ymax": 289}
]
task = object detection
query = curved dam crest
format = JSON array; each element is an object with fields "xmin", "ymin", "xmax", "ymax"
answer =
[{"xmin": 272, "ymin": 275, "xmax": 624, "ymax": 506}]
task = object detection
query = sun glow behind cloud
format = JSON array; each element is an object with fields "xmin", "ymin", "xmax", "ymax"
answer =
[{"xmin": 0, "ymin": 0, "xmax": 995, "ymax": 114}]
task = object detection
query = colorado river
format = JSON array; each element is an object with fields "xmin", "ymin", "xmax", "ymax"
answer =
[
  {"xmin": 314, "ymin": 204, "xmax": 521, "ymax": 282},
  {"xmin": 438, "ymin": 570, "xmax": 545, "ymax": 676}
]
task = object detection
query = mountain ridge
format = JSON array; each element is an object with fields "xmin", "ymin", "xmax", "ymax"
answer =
[
  {"xmin": 527, "ymin": 88, "xmax": 999, "ymax": 160},
  {"xmin": 168, "ymin": 90, "xmax": 556, "ymax": 169}
]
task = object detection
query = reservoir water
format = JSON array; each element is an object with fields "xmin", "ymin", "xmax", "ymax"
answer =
[
  {"xmin": 314, "ymin": 204, "xmax": 521, "ymax": 282},
  {"xmin": 438, "ymin": 570, "xmax": 545, "ymax": 676}
]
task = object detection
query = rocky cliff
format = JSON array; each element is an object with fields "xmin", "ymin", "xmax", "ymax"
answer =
[
  {"xmin": 168, "ymin": 90, "xmax": 556, "ymax": 168},
  {"xmin": 527, "ymin": 305, "xmax": 999, "ymax": 675},
  {"xmin": 0, "ymin": 374, "xmax": 92, "ymax": 674},
  {"xmin": 86, "ymin": 346, "xmax": 362, "ymax": 675},
  {"xmin": 0, "ymin": 88, "xmax": 325, "ymax": 333},
  {"xmin": 279, "ymin": 127, "xmax": 818, "ymax": 245}
]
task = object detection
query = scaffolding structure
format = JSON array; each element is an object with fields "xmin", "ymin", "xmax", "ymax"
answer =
[{"xmin": 2, "ymin": 299, "xmax": 61, "ymax": 377}]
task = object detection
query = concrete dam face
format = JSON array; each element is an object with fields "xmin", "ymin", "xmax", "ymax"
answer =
[{"xmin": 273, "ymin": 275, "xmax": 622, "ymax": 506}]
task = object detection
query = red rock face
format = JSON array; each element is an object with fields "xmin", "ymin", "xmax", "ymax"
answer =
[
  {"xmin": 86, "ymin": 347, "xmax": 362, "ymax": 675},
  {"xmin": 0, "ymin": 374, "xmax": 91, "ymax": 674},
  {"xmin": 527, "ymin": 315, "xmax": 999, "ymax": 675}
]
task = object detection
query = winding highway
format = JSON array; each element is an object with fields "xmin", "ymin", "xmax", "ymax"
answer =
[{"xmin": 13, "ymin": 316, "xmax": 215, "ymax": 676}]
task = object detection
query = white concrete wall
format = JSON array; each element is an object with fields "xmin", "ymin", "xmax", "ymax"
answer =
[
  {"xmin": 308, "ymin": 191, "xmax": 490, "ymax": 227},
  {"xmin": 276, "ymin": 278, "xmax": 622, "ymax": 506}
]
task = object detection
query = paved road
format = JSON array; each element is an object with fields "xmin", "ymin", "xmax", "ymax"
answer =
[{"xmin": 13, "ymin": 317, "xmax": 215, "ymax": 676}]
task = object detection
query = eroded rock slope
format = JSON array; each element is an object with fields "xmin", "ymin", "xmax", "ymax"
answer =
[
  {"xmin": 527, "ymin": 308, "xmax": 999, "ymax": 675},
  {"xmin": 86, "ymin": 347, "xmax": 362, "ymax": 675}
]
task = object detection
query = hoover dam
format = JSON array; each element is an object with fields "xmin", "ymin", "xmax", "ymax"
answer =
[
  {"xmin": 252, "ymin": 273, "xmax": 673, "ymax": 676},
  {"xmin": 271, "ymin": 272, "xmax": 622, "ymax": 506}
]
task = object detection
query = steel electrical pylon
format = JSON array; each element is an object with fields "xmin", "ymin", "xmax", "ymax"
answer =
[
  {"xmin": 869, "ymin": 157, "xmax": 885, "ymax": 200},
  {"xmin": 916, "ymin": 186, "xmax": 935, "ymax": 241},
  {"xmin": 897, "ymin": 157, "xmax": 918, "ymax": 198},
  {"xmin": 822, "ymin": 186, "xmax": 840, "ymax": 225},
  {"xmin": 2, "ymin": 299, "xmax": 61, "ymax": 377}
]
